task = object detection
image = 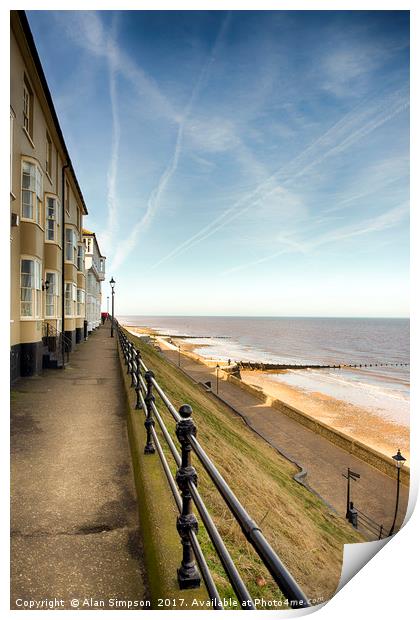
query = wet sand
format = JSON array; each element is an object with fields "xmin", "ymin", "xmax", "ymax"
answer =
[
  {"xmin": 240, "ymin": 370, "xmax": 410, "ymax": 464},
  {"xmin": 122, "ymin": 325, "xmax": 410, "ymax": 465}
]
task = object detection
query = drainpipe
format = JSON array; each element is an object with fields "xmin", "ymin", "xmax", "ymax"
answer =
[{"xmin": 61, "ymin": 163, "xmax": 69, "ymax": 360}]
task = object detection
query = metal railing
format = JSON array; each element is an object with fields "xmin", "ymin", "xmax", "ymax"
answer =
[
  {"xmin": 42, "ymin": 321, "xmax": 72, "ymax": 365},
  {"xmin": 117, "ymin": 322, "xmax": 310, "ymax": 610},
  {"xmin": 354, "ymin": 507, "xmax": 384, "ymax": 540}
]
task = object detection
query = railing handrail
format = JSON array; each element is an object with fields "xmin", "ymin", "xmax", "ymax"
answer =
[{"xmin": 116, "ymin": 322, "xmax": 310, "ymax": 609}]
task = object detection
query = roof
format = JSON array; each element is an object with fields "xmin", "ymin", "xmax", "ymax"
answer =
[{"xmin": 13, "ymin": 11, "xmax": 88, "ymax": 215}]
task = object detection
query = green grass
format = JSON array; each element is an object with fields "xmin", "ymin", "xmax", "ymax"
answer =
[{"xmin": 124, "ymin": 330, "xmax": 364, "ymax": 607}]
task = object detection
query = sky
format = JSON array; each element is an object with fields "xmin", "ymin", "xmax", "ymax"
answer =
[{"xmin": 27, "ymin": 9, "xmax": 410, "ymax": 317}]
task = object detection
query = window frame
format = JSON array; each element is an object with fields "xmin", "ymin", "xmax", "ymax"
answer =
[
  {"xmin": 20, "ymin": 256, "xmax": 42, "ymax": 320},
  {"xmin": 45, "ymin": 194, "xmax": 60, "ymax": 243},
  {"xmin": 21, "ymin": 158, "xmax": 43, "ymax": 226},
  {"xmin": 23, "ymin": 74, "xmax": 34, "ymax": 139},
  {"xmin": 45, "ymin": 270, "xmax": 59, "ymax": 318},
  {"xmin": 65, "ymin": 227, "xmax": 78, "ymax": 264}
]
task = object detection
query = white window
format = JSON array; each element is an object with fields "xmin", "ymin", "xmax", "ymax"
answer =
[
  {"xmin": 20, "ymin": 257, "xmax": 42, "ymax": 319},
  {"xmin": 45, "ymin": 196, "xmax": 59, "ymax": 242},
  {"xmin": 45, "ymin": 271, "xmax": 59, "ymax": 318},
  {"xmin": 65, "ymin": 282, "xmax": 77, "ymax": 317},
  {"xmin": 77, "ymin": 289, "xmax": 85, "ymax": 316},
  {"xmin": 22, "ymin": 160, "xmax": 42, "ymax": 224},
  {"xmin": 65, "ymin": 227, "xmax": 78, "ymax": 263},
  {"xmin": 77, "ymin": 245, "xmax": 84, "ymax": 272}
]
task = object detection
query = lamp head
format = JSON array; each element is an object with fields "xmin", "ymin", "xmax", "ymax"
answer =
[
  {"xmin": 109, "ymin": 276, "xmax": 115, "ymax": 289},
  {"xmin": 392, "ymin": 449, "xmax": 406, "ymax": 469}
]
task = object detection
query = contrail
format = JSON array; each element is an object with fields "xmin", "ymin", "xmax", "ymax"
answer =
[
  {"xmin": 110, "ymin": 13, "xmax": 231, "ymax": 272},
  {"xmin": 151, "ymin": 87, "xmax": 409, "ymax": 269}
]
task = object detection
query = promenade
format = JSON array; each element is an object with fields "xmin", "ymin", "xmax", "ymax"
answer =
[
  {"xmin": 161, "ymin": 347, "xmax": 409, "ymax": 537},
  {"xmin": 10, "ymin": 324, "xmax": 148, "ymax": 609}
]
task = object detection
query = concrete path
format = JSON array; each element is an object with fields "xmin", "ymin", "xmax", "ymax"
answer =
[
  {"xmin": 162, "ymin": 348, "xmax": 409, "ymax": 539},
  {"xmin": 11, "ymin": 324, "xmax": 148, "ymax": 610}
]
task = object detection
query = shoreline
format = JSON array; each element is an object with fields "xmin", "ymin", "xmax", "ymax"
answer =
[{"xmin": 122, "ymin": 324, "xmax": 410, "ymax": 465}]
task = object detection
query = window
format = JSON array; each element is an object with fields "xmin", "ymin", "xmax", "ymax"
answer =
[
  {"xmin": 77, "ymin": 289, "xmax": 85, "ymax": 316},
  {"xmin": 77, "ymin": 244, "xmax": 84, "ymax": 272},
  {"xmin": 23, "ymin": 75, "xmax": 33, "ymax": 138},
  {"xmin": 65, "ymin": 180, "xmax": 70, "ymax": 215},
  {"xmin": 65, "ymin": 227, "xmax": 78, "ymax": 263},
  {"xmin": 65, "ymin": 282, "xmax": 77, "ymax": 317},
  {"xmin": 45, "ymin": 272, "xmax": 59, "ymax": 317},
  {"xmin": 22, "ymin": 160, "xmax": 42, "ymax": 224},
  {"xmin": 45, "ymin": 196, "xmax": 59, "ymax": 242},
  {"xmin": 84, "ymin": 237, "xmax": 93, "ymax": 254},
  {"xmin": 20, "ymin": 258, "xmax": 42, "ymax": 318},
  {"xmin": 46, "ymin": 132, "xmax": 52, "ymax": 177}
]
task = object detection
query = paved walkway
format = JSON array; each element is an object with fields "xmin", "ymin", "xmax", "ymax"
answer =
[
  {"xmin": 11, "ymin": 324, "xmax": 148, "ymax": 610},
  {"xmin": 162, "ymin": 347, "xmax": 409, "ymax": 538}
]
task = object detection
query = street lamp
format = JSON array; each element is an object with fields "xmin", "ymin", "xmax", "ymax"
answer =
[
  {"xmin": 178, "ymin": 345, "xmax": 181, "ymax": 367},
  {"xmin": 107, "ymin": 296, "xmax": 109, "ymax": 315},
  {"xmin": 388, "ymin": 448, "xmax": 406, "ymax": 536},
  {"xmin": 110, "ymin": 277, "xmax": 115, "ymax": 338},
  {"xmin": 216, "ymin": 364, "xmax": 220, "ymax": 395},
  {"xmin": 342, "ymin": 468, "xmax": 360, "ymax": 521}
]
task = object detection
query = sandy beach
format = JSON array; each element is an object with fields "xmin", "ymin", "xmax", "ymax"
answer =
[{"xmin": 123, "ymin": 325, "xmax": 410, "ymax": 465}]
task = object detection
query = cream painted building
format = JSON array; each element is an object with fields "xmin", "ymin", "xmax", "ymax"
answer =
[
  {"xmin": 10, "ymin": 11, "xmax": 93, "ymax": 381},
  {"xmin": 83, "ymin": 229, "xmax": 106, "ymax": 333}
]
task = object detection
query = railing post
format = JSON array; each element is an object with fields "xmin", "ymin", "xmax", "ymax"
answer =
[
  {"xmin": 130, "ymin": 344, "xmax": 136, "ymax": 387},
  {"xmin": 175, "ymin": 404, "xmax": 201, "ymax": 589},
  {"xmin": 144, "ymin": 371, "xmax": 156, "ymax": 454},
  {"xmin": 135, "ymin": 350, "xmax": 142, "ymax": 410},
  {"xmin": 127, "ymin": 342, "xmax": 132, "ymax": 374}
]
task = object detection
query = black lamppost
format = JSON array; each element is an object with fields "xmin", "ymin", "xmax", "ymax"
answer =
[
  {"xmin": 389, "ymin": 449, "xmax": 406, "ymax": 535},
  {"xmin": 110, "ymin": 277, "xmax": 115, "ymax": 338},
  {"xmin": 216, "ymin": 364, "xmax": 220, "ymax": 395},
  {"xmin": 178, "ymin": 345, "xmax": 181, "ymax": 367}
]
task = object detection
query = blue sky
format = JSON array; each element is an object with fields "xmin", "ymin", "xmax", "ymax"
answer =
[{"xmin": 27, "ymin": 10, "xmax": 410, "ymax": 317}]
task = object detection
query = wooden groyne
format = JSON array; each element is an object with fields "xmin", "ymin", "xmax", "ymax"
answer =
[{"xmin": 237, "ymin": 361, "xmax": 409, "ymax": 371}]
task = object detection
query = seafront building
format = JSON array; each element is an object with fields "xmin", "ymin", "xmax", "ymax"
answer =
[
  {"xmin": 10, "ymin": 11, "xmax": 103, "ymax": 381},
  {"xmin": 83, "ymin": 229, "xmax": 106, "ymax": 333}
]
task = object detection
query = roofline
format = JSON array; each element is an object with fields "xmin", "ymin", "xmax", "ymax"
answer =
[{"xmin": 15, "ymin": 10, "xmax": 88, "ymax": 215}]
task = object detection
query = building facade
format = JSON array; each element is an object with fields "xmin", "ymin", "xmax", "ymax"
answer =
[
  {"xmin": 10, "ymin": 11, "xmax": 92, "ymax": 381},
  {"xmin": 83, "ymin": 229, "xmax": 106, "ymax": 333}
]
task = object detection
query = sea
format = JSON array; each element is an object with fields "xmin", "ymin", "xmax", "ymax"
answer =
[{"xmin": 119, "ymin": 316, "xmax": 409, "ymax": 427}]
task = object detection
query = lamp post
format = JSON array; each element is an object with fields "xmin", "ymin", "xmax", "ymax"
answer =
[
  {"xmin": 178, "ymin": 345, "xmax": 181, "ymax": 367},
  {"xmin": 216, "ymin": 364, "xmax": 220, "ymax": 395},
  {"xmin": 110, "ymin": 277, "xmax": 115, "ymax": 338},
  {"xmin": 389, "ymin": 448, "xmax": 406, "ymax": 536},
  {"xmin": 107, "ymin": 296, "xmax": 109, "ymax": 315}
]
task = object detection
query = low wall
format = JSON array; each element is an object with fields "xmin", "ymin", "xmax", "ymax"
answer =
[
  {"xmin": 224, "ymin": 374, "xmax": 410, "ymax": 487},
  {"xmin": 117, "ymin": 343, "xmax": 209, "ymax": 608}
]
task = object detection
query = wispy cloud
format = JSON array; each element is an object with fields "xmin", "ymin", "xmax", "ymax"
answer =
[
  {"xmin": 151, "ymin": 86, "xmax": 409, "ymax": 269},
  {"xmin": 100, "ymin": 16, "xmax": 121, "ymax": 251},
  {"xmin": 110, "ymin": 13, "xmax": 232, "ymax": 272},
  {"xmin": 222, "ymin": 202, "xmax": 409, "ymax": 275}
]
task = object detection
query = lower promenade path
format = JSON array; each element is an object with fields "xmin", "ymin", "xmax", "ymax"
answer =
[
  {"xmin": 161, "ymin": 346, "xmax": 409, "ymax": 538},
  {"xmin": 11, "ymin": 324, "xmax": 148, "ymax": 610}
]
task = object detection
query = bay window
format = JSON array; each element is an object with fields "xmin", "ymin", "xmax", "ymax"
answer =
[
  {"xmin": 77, "ymin": 244, "xmax": 84, "ymax": 272},
  {"xmin": 45, "ymin": 196, "xmax": 59, "ymax": 242},
  {"xmin": 65, "ymin": 227, "xmax": 78, "ymax": 264},
  {"xmin": 45, "ymin": 272, "xmax": 59, "ymax": 317},
  {"xmin": 65, "ymin": 282, "xmax": 77, "ymax": 317},
  {"xmin": 22, "ymin": 160, "xmax": 42, "ymax": 224},
  {"xmin": 77, "ymin": 289, "xmax": 85, "ymax": 316},
  {"xmin": 20, "ymin": 257, "xmax": 42, "ymax": 318}
]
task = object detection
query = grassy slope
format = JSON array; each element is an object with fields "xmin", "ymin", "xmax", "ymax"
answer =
[{"xmin": 125, "ymin": 331, "xmax": 364, "ymax": 606}]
